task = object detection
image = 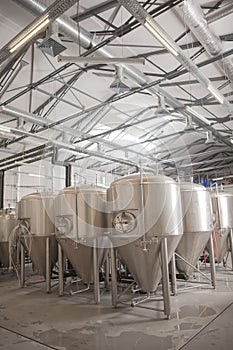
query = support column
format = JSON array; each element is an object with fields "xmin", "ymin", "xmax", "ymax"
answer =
[
  {"xmin": 208, "ymin": 233, "xmax": 216, "ymax": 288},
  {"xmin": 229, "ymin": 229, "xmax": 233, "ymax": 271},
  {"xmin": 110, "ymin": 246, "xmax": 117, "ymax": 307},
  {"xmin": 161, "ymin": 237, "xmax": 171, "ymax": 319},
  {"xmin": 20, "ymin": 242, "xmax": 25, "ymax": 288},
  {"xmin": 46, "ymin": 236, "xmax": 51, "ymax": 293},
  {"xmin": 0, "ymin": 170, "xmax": 4, "ymax": 209},
  {"xmin": 58, "ymin": 243, "xmax": 64, "ymax": 296},
  {"xmin": 105, "ymin": 252, "xmax": 110, "ymax": 291},
  {"xmin": 170, "ymin": 253, "xmax": 177, "ymax": 295},
  {"xmin": 93, "ymin": 239, "xmax": 100, "ymax": 304}
]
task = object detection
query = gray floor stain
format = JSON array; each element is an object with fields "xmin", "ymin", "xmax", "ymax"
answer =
[
  {"xmin": 37, "ymin": 328, "xmax": 173, "ymax": 350},
  {"xmin": 178, "ymin": 305, "xmax": 217, "ymax": 318},
  {"xmin": 179, "ymin": 323, "xmax": 202, "ymax": 331}
]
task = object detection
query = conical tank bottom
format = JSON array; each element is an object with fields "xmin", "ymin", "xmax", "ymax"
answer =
[
  {"xmin": 21, "ymin": 235, "xmax": 58, "ymax": 278},
  {"xmin": 176, "ymin": 231, "xmax": 211, "ymax": 277},
  {"xmin": 56, "ymin": 236, "xmax": 107, "ymax": 285},
  {"xmin": 215, "ymin": 230, "xmax": 229, "ymax": 262},
  {"xmin": 114, "ymin": 235, "xmax": 182, "ymax": 293}
]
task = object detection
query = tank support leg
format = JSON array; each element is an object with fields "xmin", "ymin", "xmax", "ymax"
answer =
[
  {"xmin": 105, "ymin": 252, "xmax": 110, "ymax": 291},
  {"xmin": 229, "ymin": 229, "xmax": 233, "ymax": 271},
  {"xmin": 93, "ymin": 239, "xmax": 100, "ymax": 304},
  {"xmin": 161, "ymin": 237, "xmax": 171, "ymax": 319},
  {"xmin": 46, "ymin": 236, "xmax": 51, "ymax": 293},
  {"xmin": 110, "ymin": 246, "xmax": 117, "ymax": 307},
  {"xmin": 208, "ymin": 234, "xmax": 216, "ymax": 288},
  {"xmin": 20, "ymin": 242, "xmax": 25, "ymax": 288},
  {"xmin": 170, "ymin": 253, "xmax": 177, "ymax": 295},
  {"xmin": 58, "ymin": 243, "xmax": 64, "ymax": 296}
]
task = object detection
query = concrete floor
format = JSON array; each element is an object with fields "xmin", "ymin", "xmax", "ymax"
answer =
[{"xmin": 0, "ymin": 266, "xmax": 233, "ymax": 350}]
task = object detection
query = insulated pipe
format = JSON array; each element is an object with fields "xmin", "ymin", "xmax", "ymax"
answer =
[
  {"xmin": 12, "ymin": 0, "xmax": 183, "ymax": 109},
  {"xmin": 12, "ymin": 0, "xmax": 92, "ymax": 49},
  {"xmin": 10, "ymin": 0, "xmax": 233, "ymax": 149},
  {"xmin": 0, "ymin": 0, "xmax": 79, "ymax": 65},
  {"xmin": 118, "ymin": 0, "xmax": 233, "ymax": 113},
  {"xmin": 179, "ymin": 0, "xmax": 233, "ymax": 86}
]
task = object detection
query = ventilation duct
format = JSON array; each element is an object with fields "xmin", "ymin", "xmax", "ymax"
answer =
[
  {"xmin": 37, "ymin": 22, "xmax": 66, "ymax": 57},
  {"xmin": 118, "ymin": 0, "xmax": 233, "ymax": 114},
  {"xmin": 110, "ymin": 66, "xmax": 130, "ymax": 94},
  {"xmin": 179, "ymin": 0, "xmax": 233, "ymax": 86},
  {"xmin": 9, "ymin": 0, "xmax": 233, "ymax": 148},
  {"xmin": 0, "ymin": 0, "xmax": 78, "ymax": 65}
]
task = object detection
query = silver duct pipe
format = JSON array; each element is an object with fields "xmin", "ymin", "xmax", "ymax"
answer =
[
  {"xmin": 9, "ymin": 0, "xmax": 233, "ymax": 149},
  {"xmin": 118, "ymin": 0, "xmax": 233, "ymax": 114},
  {"xmin": 12, "ymin": 0, "xmax": 183, "ymax": 108},
  {"xmin": 12, "ymin": 0, "xmax": 93, "ymax": 49},
  {"xmin": 0, "ymin": 0, "xmax": 79, "ymax": 65},
  {"xmin": 179, "ymin": 0, "xmax": 233, "ymax": 85}
]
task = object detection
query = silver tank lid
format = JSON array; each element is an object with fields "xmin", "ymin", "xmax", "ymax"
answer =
[
  {"xmin": 180, "ymin": 182, "xmax": 207, "ymax": 192},
  {"xmin": 110, "ymin": 173, "xmax": 176, "ymax": 187},
  {"xmin": 58, "ymin": 185, "xmax": 107, "ymax": 195}
]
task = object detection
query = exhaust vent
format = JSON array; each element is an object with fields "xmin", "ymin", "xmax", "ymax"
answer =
[{"xmin": 37, "ymin": 33, "xmax": 66, "ymax": 57}]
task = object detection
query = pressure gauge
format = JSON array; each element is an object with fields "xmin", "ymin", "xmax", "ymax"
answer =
[{"xmin": 113, "ymin": 211, "xmax": 136, "ymax": 233}]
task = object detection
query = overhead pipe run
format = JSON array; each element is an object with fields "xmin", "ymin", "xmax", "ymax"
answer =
[
  {"xmin": 118, "ymin": 0, "xmax": 233, "ymax": 114},
  {"xmin": 8, "ymin": 0, "xmax": 233, "ymax": 150},
  {"xmin": 179, "ymin": 0, "xmax": 233, "ymax": 87},
  {"xmin": 0, "ymin": 105, "xmax": 158, "ymax": 163},
  {"xmin": 0, "ymin": 0, "xmax": 78, "ymax": 65},
  {"xmin": 0, "ymin": 119, "xmax": 142, "ymax": 172}
]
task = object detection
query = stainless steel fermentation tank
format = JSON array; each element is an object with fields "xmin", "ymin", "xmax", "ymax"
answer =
[
  {"xmin": 54, "ymin": 185, "xmax": 107, "ymax": 303},
  {"xmin": 210, "ymin": 191, "xmax": 233, "ymax": 267},
  {"xmin": 107, "ymin": 174, "xmax": 183, "ymax": 318},
  {"xmin": 0, "ymin": 209, "xmax": 18, "ymax": 268},
  {"xmin": 18, "ymin": 193, "xmax": 57, "ymax": 291},
  {"xmin": 175, "ymin": 183, "xmax": 214, "ymax": 279}
]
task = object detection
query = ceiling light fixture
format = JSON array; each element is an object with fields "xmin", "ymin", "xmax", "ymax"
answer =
[
  {"xmin": 186, "ymin": 106, "xmax": 212, "ymax": 125},
  {"xmin": 144, "ymin": 17, "xmax": 179, "ymax": 57},
  {"xmin": 0, "ymin": 125, "xmax": 12, "ymax": 133},
  {"xmin": 207, "ymin": 85, "xmax": 224, "ymax": 104},
  {"xmin": 57, "ymin": 55, "xmax": 145, "ymax": 65},
  {"xmin": 9, "ymin": 15, "xmax": 50, "ymax": 53}
]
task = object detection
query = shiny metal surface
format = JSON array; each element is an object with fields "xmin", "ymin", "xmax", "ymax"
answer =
[
  {"xmin": 55, "ymin": 185, "xmax": 107, "ymax": 284},
  {"xmin": 107, "ymin": 174, "xmax": 183, "ymax": 293},
  {"xmin": 210, "ymin": 191, "xmax": 233, "ymax": 262},
  {"xmin": 55, "ymin": 185, "xmax": 107, "ymax": 241},
  {"xmin": 18, "ymin": 193, "xmax": 57, "ymax": 278},
  {"xmin": 57, "ymin": 236, "xmax": 107, "ymax": 284},
  {"xmin": 176, "ymin": 183, "xmax": 213, "ymax": 276},
  {"xmin": 19, "ymin": 193, "xmax": 55, "ymax": 236},
  {"xmin": 211, "ymin": 192, "xmax": 233, "ymax": 230},
  {"xmin": 0, "ymin": 210, "xmax": 18, "ymax": 267}
]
